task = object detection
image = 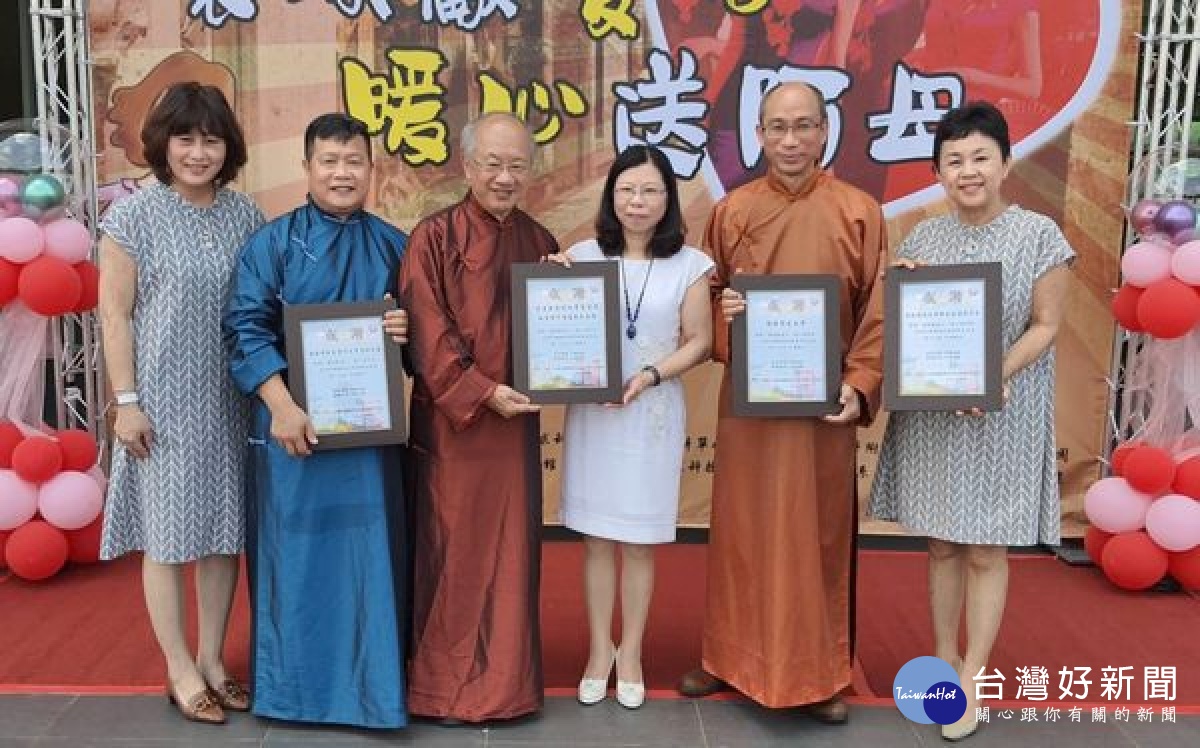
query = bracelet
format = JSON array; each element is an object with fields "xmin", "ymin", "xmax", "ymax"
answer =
[
  {"xmin": 114, "ymin": 391, "xmax": 140, "ymax": 406},
  {"xmin": 641, "ymin": 365, "xmax": 662, "ymax": 387}
]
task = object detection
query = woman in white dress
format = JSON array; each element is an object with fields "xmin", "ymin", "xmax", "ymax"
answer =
[{"xmin": 553, "ymin": 145, "xmax": 713, "ymax": 709}]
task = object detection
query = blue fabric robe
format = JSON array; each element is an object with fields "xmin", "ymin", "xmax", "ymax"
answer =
[{"xmin": 223, "ymin": 200, "xmax": 408, "ymax": 728}]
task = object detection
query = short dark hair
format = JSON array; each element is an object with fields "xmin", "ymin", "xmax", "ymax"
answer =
[
  {"xmin": 141, "ymin": 82, "xmax": 247, "ymax": 187},
  {"xmin": 932, "ymin": 101, "xmax": 1011, "ymax": 170},
  {"xmin": 595, "ymin": 145, "xmax": 685, "ymax": 259},
  {"xmin": 304, "ymin": 113, "xmax": 372, "ymax": 162}
]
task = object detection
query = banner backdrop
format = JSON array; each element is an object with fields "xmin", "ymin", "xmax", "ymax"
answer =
[{"xmin": 88, "ymin": 0, "xmax": 1139, "ymax": 535}]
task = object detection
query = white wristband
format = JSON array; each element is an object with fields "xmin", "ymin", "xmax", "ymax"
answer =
[{"xmin": 115, "ymin": 391, "xmax": 140, "ymax": 406}]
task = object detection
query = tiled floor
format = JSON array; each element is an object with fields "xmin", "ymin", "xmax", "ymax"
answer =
[{"xmin": 0, "ymin": 694, "xmax": 1196, "ymax": 747}]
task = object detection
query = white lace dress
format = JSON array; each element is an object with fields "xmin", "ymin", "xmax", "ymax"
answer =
[{"xmin": 560, "ymin": 239, "xmax": 714, "ymax": 543}]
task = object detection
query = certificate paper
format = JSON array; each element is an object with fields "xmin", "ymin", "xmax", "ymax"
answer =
[
  {"xmin": 283, "ymin": 300, "xmax": 407, "ymax": 449},
  {"xmin": 299, "ymin": 316, "xmax": 392, "ymax": 434},
  {"xmin": 897, "ymin": 280, "xmax": 988, "ymax": 396},
  {"xmin": 884, "ymin": 263, "xmax": 1003, "ymax": 412},
  {"xmin": 526, "ymin": 277, "xmax": 610, "ymax": 391},
  {"xmin": 745, "ymin": 289, "xmax": 829, "ymax": 403},
  {"xmin": 511, "ymin": 262, "xmax": 623, "ymax": 404},
  {"xmin": 731, "ymin": 274, "xmax": 841, "ymax": 417}
]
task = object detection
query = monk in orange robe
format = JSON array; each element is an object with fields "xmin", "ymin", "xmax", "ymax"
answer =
[
  {"xmin": 679, "ymin": 82, "xmax": 887, "ymax": 723},
  {"xmin": 398, "ymin": 113, "xmax": 559, "ymax": 723}
]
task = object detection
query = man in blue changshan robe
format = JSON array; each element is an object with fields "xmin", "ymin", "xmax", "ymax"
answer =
[{"xmin": 223, "ymin": 113, "xmax": 409, "ymax": 728}]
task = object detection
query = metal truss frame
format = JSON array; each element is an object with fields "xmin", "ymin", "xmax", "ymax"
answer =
[
  {"xmin": 28, "ymin": 0, "xmax": 104, "ymax": 447},
  {"xmin": 1106, "ymin": 0, "xmax": 1200, "ymax": 457}
]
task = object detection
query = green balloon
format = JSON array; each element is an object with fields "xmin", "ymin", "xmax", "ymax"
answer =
[{"xmin": 20, "ymin": 174, "xmax": 66, "ymax": 211}]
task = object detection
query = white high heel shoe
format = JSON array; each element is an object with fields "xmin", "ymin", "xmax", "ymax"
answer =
[
  {"xmin": 615, "ymin": 648, "xmax": 645, "ymax": 709},
  {"xmin": 577, "ymin": 646, "xmax": 616, "ymax": 705}
]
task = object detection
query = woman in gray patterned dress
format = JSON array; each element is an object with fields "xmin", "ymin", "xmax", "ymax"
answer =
[
  {"xmin": 868, "ymin": 102, "xmax": 1074, "ymax": 741},
  {"xmin": 97, "ymin": 83, "xmax": 263, "ymax": 725}
]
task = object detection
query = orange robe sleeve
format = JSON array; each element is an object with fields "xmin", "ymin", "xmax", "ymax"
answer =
[
  {"xmin": 398, "ymin": 217, "xmax": 497, "ymax": 432},
  {"xmin": 841, "ymin": 199, "xmax": 887, "ymax": 425},
  {"xmin": 702, "ymin": 198, "xmax": 738, "ymax": 365}
]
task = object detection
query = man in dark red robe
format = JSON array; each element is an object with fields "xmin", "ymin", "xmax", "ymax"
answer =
[{"xmin": 398, "ymin": 112, "xmax": 559, "ymax": 723}]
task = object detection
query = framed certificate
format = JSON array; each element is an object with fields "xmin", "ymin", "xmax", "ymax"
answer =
[
  {"xmin": 884, "ymin": 262, "xmax": 1003, "ymax": 412},
  {"xmin": 283, "ymin": 299, "xmax": 406, "ymax": 450},
  {"xmin": 511, "ymin": 261, "xmax": 623, "ymax": 404},
  {"xmin": 730, "ymin": 274, "xmax": 842, "ymax": 417}
]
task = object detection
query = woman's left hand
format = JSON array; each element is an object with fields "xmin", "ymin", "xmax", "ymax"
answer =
[
  {"xmin": 956, "ymin": 383, "xmax": 1010, "ymax": 417},
  {"xmin": 610, "ymin": 370, "xmax": 654, "ymax": 407}
]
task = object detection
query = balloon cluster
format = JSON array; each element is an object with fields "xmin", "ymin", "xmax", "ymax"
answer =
[
  {"xmin": 1112, "ymin": 198, "xmax": 1200, "ymax": 338},
  {"xmin": 0, "ymin": 421, "xmax": 105, "ymax": 581},
  {"xmin": 1083, "ymin": 443, "xmax": 1200, "ymax": 591},
  {"xmin": 0, "ymin": 173, "xmax": 97, "ymax": 316}
]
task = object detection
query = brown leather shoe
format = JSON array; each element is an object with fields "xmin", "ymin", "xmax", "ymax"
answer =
[
  {"xmin": 678, "ymin": 668, "xmax": 727, "ymax": 698},
  {"xmin": 208, "ymin": 679, "xmax": 251, "ymax": 711},
  {"xmin": 801, "ymin": 696, "xmax": 849, "ymax": 725},
  {"xmin": 166, "ymin": 683, "xmax": 226, "ymax": 724}
]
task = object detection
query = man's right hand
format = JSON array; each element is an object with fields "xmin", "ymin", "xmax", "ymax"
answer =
[
  {"xmin": 270, "ymin": 401, "xmax": 318, "ymax": 457},
  {"xmin": 719, "ymin": 287, "xmax": 746, "ymax": 322},
  {"xmin": 486, "ymin": 384, "xmax": 541, "ymax": 418}
]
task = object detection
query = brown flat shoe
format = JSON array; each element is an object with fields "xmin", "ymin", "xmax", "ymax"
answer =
[
  {"xmin": 801, "ymin": 696, "xmax": 849, "ymax": 725},
  {"xmin": 208, "ymin": 679, "xmax": 251, "ymax": 711},
  {"xmin": 167, "ymin": 683, "xmax": 226, "ymax": 725},
  {"xmin": 678, "ymin": 668, "xmax": 727, "ymax": 698}
]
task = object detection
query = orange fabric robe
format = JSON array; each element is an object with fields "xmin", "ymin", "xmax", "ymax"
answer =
[
  {"xmin": 702, "ymin": 171, "xmax": 886, "ymax": 708},
  {"xmin": 398, "ymin": 195, "xmax": 559, "ymax": 722}
]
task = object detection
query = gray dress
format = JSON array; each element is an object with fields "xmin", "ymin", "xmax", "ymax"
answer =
[
  {"xmin": 868, "ymin": 206, "xmax": 1074, "ymax": 545},
  {"xmin": 100, "ymin": 184, "xmax": 264, "ymax": 563}
]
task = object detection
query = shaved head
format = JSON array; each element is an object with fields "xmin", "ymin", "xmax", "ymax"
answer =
[{"xmin": 759, "ymin": 81, "xmax": 827, "ymax": 125}]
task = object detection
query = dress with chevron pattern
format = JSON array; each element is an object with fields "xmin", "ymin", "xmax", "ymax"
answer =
[
  {"xmin": 868, "ymin": 206, "xmax": 1074, "ymax": 545},
  {"xmin": 99, "ymin": 183, "xmax": 264, "ymax": 563}
]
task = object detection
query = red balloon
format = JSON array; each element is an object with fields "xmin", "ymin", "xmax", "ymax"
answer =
[
  {"xmin": 1122, "ymin": 445, "xmax": 1176, "ymax": 496},
  {"xmin": 4, "ymin": 520, "xmax": 69, "ymax": 581},
  {"xmin": 1111, "ymin": 284, "xmax": 1145, "ymax": 331},
  {"xmin": 73, "ymin": 260, "xmax": 98, "ymax": 312},
  {"xmin": 0, "ymin": 421, "xmax": 23, "ymax": 468},
  {"xmin": 0, "ymin": 529, "xmax": 10, "ymax": 569},
  {"xmin": 1111, "ymin": 442, "xmax": 1139, "ymax": 476},
  {"xmin": 1101, "ymin": 531, "xmax": 1169, "ymax": 591},
  {"xmin": 1136, "ymin": 278, "xmax": 1200, "ymax": 339},
  {"xmin": 65, "ymin": 516, "xmax": 103, "ymax": 564},
  {"xmin": 11, "ymin": 436, "xmax": 63, "ymax": 483},
  {"xmin": 1171, "ymin": 456, "xmax": 1200, "ymax": 500},
  {"xmin": 55, "ymin": 429, "xmax": 97, "ymax": 472},
  {"xmin": 1168, "ymin": 547, "xmax": 1200, "ymax": 590},
  {"xmin": 17, "ymin": 256, "xmax": 82, "ymax": 316},
  {"xmin": 0, "ymin": 258, "xmax": 18, "ymax": 306},
  {"xmin": 1084, "ymin": 526, "xmax": 1113, "ymax": 565}
]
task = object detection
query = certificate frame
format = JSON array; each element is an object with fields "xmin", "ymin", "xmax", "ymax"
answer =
[
  {"xmin": 883, "ymin": 262, "xmax": 1003, "ymax": 412},
  {"xmin": 730, "ymin": 274, "xmax": 842, "ymax": 418},
  {"xmin": 511, "ymin": 261, "xmax": 624, "ymax": 405},
  {"xmin": 283, "ymin": 299, "xmax": 407, "ymax": 450}
]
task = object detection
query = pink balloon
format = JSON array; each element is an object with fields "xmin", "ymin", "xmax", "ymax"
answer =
[
  {"xmin": 1145, "ymin": 494, "xmax": 1200, "ymax": 552},
  {"xmin": 1122, "ymin": 242, "xmax": 1174, "ymax": 288},
  {"xmin": 1084, "ymin": 476, "xmax": 1153, "ymax": 533},
  {"xmin": 40, "ymin": 219, "xmax": 91, "ymax": 264},
  {"xmin": 37, "ymin": 470, "xmax": 103, "ymax": 531},
  {"xmin": 1171, "ymin": 241, "xmax": 1200, "ymax": 285},
  {"xmin": 0, "ymin": 216, "xmax": 45, "ymax": 264},
  {"xmin": 0, "ymin": 468, "xmax": 39, "ymax": 530}
]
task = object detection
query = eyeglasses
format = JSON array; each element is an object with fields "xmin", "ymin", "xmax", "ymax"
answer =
[
  {"xmin": 614, "ymin": 184, "xmax": 667, "ymax": 200},
  {"xmin": 470, "ymin": 158, "xmax": 529, "ymax": 177},
  {"xmin": 761, "ymin": 119, "xmax": 823, "ymax": 141}
]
